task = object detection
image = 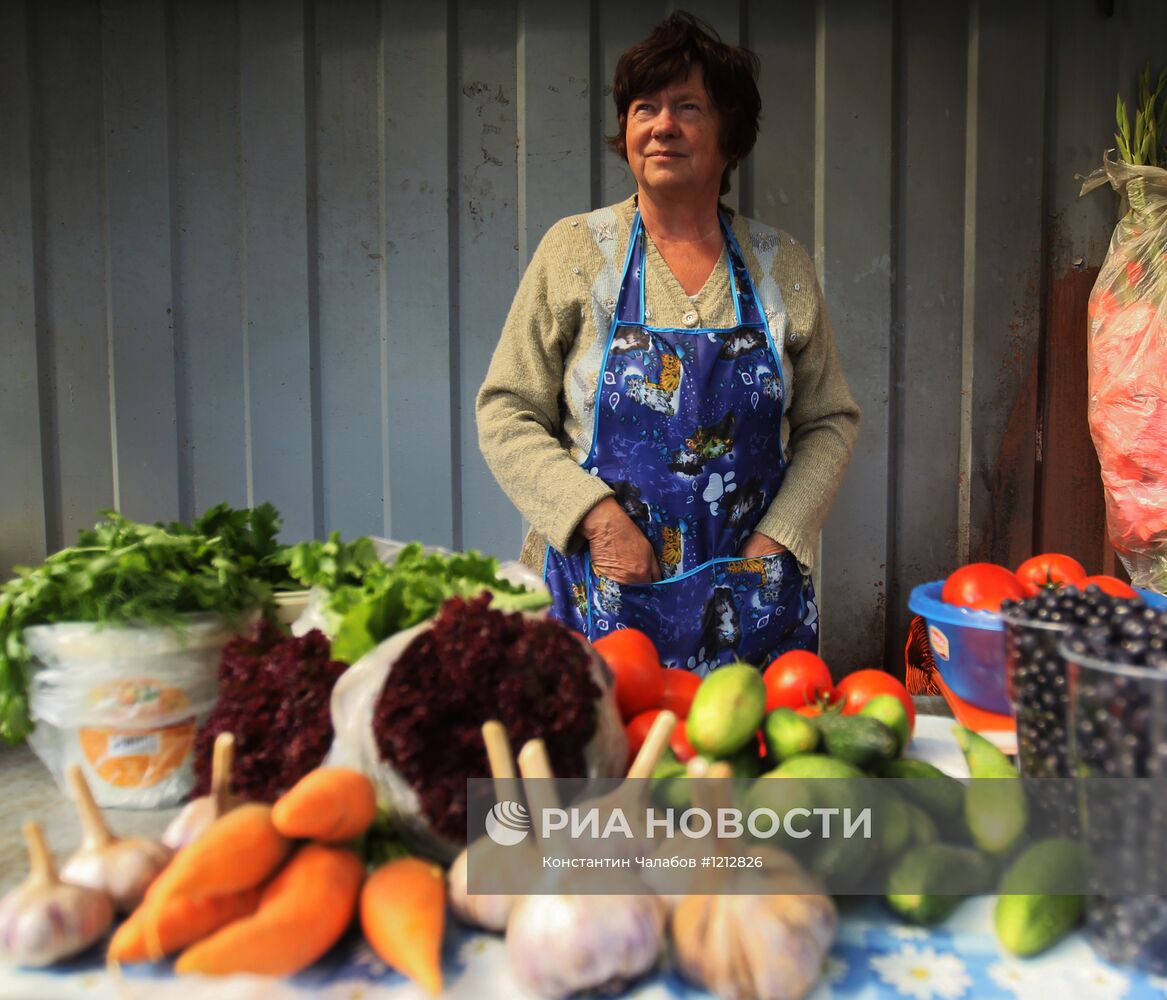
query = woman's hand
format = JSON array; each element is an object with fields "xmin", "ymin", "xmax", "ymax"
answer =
[
  {"xmin": 738, "ymin": 532, "xmax": 788, "ymax": 559},
  {"xmin": 578, "ymin": 498, "xmax": 662, "ymax": 583}
]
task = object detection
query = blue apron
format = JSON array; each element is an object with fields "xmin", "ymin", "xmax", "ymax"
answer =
[{"xmin": 545, "ymin": 210, "xmax": 818, "ymax": 675}]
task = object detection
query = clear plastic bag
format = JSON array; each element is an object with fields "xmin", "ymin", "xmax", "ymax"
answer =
[
  {"xmin": 326, "ymin": 612, "xmax": 627, "ymax": 862},
  {"xmin": 1081, "ymin": 156, "xmax": 1167, "ymax": 592},
  {"xmin": 24, "ymin": 615, "xmax": 236, "ymax": 808}
]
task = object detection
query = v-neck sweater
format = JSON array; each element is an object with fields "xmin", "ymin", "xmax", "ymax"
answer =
[{"xmin": 476, "ymin": 195, "xmax": 861, "ymax": 573}]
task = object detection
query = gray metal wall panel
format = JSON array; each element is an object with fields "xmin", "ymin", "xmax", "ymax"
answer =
[
  {"xmin": 517, "ymin": 2, "xmax": 593, "ymax": 259},
  {"xmin": 891, "ymin": 1, "xmax": 967, "ymax": 663},
  {"xmin": 103, "ymin": 0, "xmax": 181, "ymax": 525},
  {"xmin": 382, "ymin": 2, "xmax": 455, "ymax": 548},
  {"xmin": 314, "ymin": 0, "xmax": 385, "ymax": 540},
  {"xmin": 598, "ymin": 0, "xmax": 663, "ymax": 208},
  {"xmin": 748, "ymin": 0, "xmax": 816, "ymax": 242},
  {"xmin": 239, "ymin": 0, "xmax": 317, "ymax": 543},
  {"xmin": 4, "ymin": 0, "xmax": 1163, "ymax": 673},
  {"xmin": 818, "ymin": 0, "xmax": 895, "ymax": 670},
  {"xmin": 962, "ymin": 0, "xmax": 1047, "ymax": 568},
  {"xmin": 456, "ymin": 0, "xmax": 523, "ymax": 558},
  {"xmin": 0, "ymin": 1, "xmax": 46, "ymax": 576},
  {"xmin": 32, "ymin": 1, "xmax": 114, "ymax": 550},
  {"xmin": 172, "ymin": 1, "xmax": 248, "ymax": 522}
]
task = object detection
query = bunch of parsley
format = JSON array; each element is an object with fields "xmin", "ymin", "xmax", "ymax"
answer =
[{"xmin": 0, "ymin": 502, "xmax": 286, "ymax": 744}]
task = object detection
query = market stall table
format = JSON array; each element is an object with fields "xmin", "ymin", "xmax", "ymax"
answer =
[{"xmin": 2, "ymin": 715, "xmax": 1166, "ymax": 1000}]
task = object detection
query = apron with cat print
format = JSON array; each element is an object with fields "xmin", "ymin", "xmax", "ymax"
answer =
[{"xmin": 545, "ymin": 209, "xmax": 818, "ymax": 675}]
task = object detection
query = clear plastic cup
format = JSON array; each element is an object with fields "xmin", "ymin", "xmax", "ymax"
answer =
[
  {"xmin": 1002, "ymin": 610, "xmax": 1074, "ymax": 778},
  {"xmin": 1063, "ymin": 639, "xmax": 1167, "ymax": 975}
]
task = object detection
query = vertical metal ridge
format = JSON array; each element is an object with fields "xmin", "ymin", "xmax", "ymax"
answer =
[
  {"xmin": 813, "ymin": 0, "xmax": 826, "ymax": 286},
  {"xmin": 236, "ymin": 0, "xmax": 254, "ymax": 510},
  {"xmin": 165, "ymin": 0, "xmax": 192, "ymax": 522},
  {"xmin": 589, "ymin": 0, "xmax": 602, "ymax": 210},
  {"xmin": 958, "ymin": 0, "xmax": 979, "ymax": 566},
  {"xmin": 738, "ymin": 0, "xmax": 753, "ymax": 219},
  {"xmin": 303, "ymin": 0, "xmax": 324, "ymax": 538},
  {"xmin": 885, "ymin": 0, "xmax": 905, "ymax": 677},
  {"xmin": 1032, "ymin": 0, "xmax": 1055, "ymax": 553},
  {"xmin": 447, "ymin": 0, "xmax": 463, "ymax": 550},
  {"xmin": 377, "ymin": 0, "xmax": 391, "ymax": 539},
  {"xmin": 516, "ymin": 0, "xmax": 528, "ymax": 263},
  {"xmin": 28, "ymin": 1, "xmax": 60, "ymax": 554},
  {"xmin": 97, "ymin": 2, "xmax": 120, "ymax": 513}
]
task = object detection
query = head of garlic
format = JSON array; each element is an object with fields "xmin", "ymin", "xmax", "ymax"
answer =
[
  {"xmin": 162, "ymin": 731, "xmax": 240, "ymax": 850},
  {"xmin": 0, "ymin": 822, "xmax": 114, "ymax": 967},
  {"xmin": 446, "ymin": 845, "xmax": 516, "ymax": 933},
  {"xmin": 59, "ymin": 765, "xmax": 172, "ymax": 912},
  {"xmin": 506, "ymin": 892, "xmax": 664, "ymax": 999},
  {"xmin": 670, "ymin": 870, "xmax": 838, "ymax": 1000}
]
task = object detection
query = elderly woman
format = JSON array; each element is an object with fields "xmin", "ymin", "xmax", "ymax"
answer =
[{"xmin": 477, "ymin": 13, "xmax": 859, "ymax": 674}]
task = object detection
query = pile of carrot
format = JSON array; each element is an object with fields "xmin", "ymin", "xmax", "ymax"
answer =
[{"xmin": 107, "ymin": 765, "xmax": 448, "ymax": 992}]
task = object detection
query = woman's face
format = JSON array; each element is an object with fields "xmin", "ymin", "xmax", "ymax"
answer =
[{"xmin": 624, "ymin": 67, "xmax": 728, "ymax": 204}]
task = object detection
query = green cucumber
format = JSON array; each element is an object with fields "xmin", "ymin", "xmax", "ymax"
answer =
[
  {"xmin": 953, "ymin": 727, "xmax": 1028, "ymax": 856},
  {"xmin": 994, "ymin": 838, "xmax": 1086, "ymax": 956},
  {"xmin": 763, "ymin": 707, "xmax": 820, "ymax": 762},
  {"xmin": 874, "ymin": 758, "xmax": 966, "ymax": 822},
  {"xmin": 814, "ymin": 713, "xmax": 900, "ymax": 769},
  {"xmin": 886, "ymin": 843, "xmax": 997, "ymax": 925}
]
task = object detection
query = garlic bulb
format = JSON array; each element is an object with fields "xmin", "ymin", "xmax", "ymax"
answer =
[
  {"xmin": 163, "ymin": 731, "xmax": 241, "ymax": 849},
  {"xmin": 446, "ymin": 845, "xmax": 517, "ymax": 933},
  {"xmin": 60, "ymin": 765, "xmax": 172, "ymax": 912},
  {"xmin": 0, "ymin": 821, "xmax": 114, "ymax": 967},
  {"xmin": 506, "ymin": 892, "xmax": 664, "ymax": 998},
  {"xmin": 670, "ymin": 873, "xmax": 837, "ymax": 1000}
]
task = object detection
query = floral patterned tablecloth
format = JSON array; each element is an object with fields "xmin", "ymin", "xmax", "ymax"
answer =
[{"xmin": 4, "ymin": 895, "xmax": 1166, "ymax": 1000}]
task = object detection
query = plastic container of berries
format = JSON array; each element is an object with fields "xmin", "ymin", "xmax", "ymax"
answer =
[
  {"xmin": 1062, "ymin": 606, "xmax": 1167, "ymax": 975},
  {"xmin": 1000, "ymin": 586, "xmax": 1166, "ymax": 780}
]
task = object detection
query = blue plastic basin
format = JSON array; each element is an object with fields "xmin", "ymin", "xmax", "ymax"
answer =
[{"xmin": 907, "ymin": 579, "xmax": 1167, "ymax": 715}]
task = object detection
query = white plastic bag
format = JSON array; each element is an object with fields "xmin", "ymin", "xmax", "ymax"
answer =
[
  {"xmin": 327, "ymin": 612, "xmax": 627, "ymax": 862},
  {"xmin": 25, "ymin": 615, "xmax": 235, "ymax": 809}
]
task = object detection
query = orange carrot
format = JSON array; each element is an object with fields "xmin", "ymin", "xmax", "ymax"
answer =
[
  {"xmin": 271, "ymin": 767, "xmax": 377, "ymax": 843},
  {"xmin": 108, "ymin": 887, "xmax": 261, "ymax": 962},
  {"xmin": 360, "ymin": 857, "xmax": 446, "ymax": 996},
  {"xmin": 174, "ymin": 843, "xmax": 364, "ymax": 976},
  {"xmin": 140, "ymin": 803, "xmax": 290, "ymax": 958}
]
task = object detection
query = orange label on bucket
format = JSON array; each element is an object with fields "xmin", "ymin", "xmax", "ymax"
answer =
[
  {"xmin": 78, "ymin": 721, "xmax": 197, "ymax": 788},
  {"xmin": 78, "ymin": 678, "xmax": 196, "ymax": 788},
  {"xmin": 928, "ymin": 625, "xmax": 950, "ymax": 661}
]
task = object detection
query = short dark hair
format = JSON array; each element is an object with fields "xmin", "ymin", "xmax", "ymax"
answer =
[{"xmin": 606, "ymin": 12, "xmax": 761, "ymax": 196}]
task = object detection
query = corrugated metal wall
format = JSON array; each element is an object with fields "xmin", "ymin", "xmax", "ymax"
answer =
[{"xmin": 2, "ymin": 0, "xmax": 1163, "ymax": 672}]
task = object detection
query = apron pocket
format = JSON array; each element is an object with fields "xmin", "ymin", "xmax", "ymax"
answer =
[
  {"xmin": 713, "ymin": 551, "xmax": 814, "ymax": 665},
  {"xmin": 586, "ymin": 558, "xmax": 733, "ymax": 675}
]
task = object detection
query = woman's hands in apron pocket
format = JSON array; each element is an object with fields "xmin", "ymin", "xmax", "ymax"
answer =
[
  {"xmin": 578, "ymin": 497, "xmax": 662, "ymax": 583},
  {"xmin": 737, "ymin": 531, "xmax": 787, "ymax": 559}
]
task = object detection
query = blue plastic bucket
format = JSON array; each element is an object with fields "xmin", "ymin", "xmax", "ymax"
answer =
[
  {"xmin": 908, "ymin": 581, "xmax": 1009, "ymax": 713},
  {"xmin": 907, "ymin": 580, "xmax": 1167, "ymax": 715}
]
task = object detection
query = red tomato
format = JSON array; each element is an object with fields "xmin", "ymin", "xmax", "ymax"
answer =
[
  {"xmin": 941, "ymin": 562, "xmax": 1027, "ymax": 611},
  {"xmin": 624, "ymin": 710, "xmax": 694, "ymax": 767},
  {"xmin": 1014, "ymin": 553, "xmax": 1087, "ymax": 597},
  {"xmin": 795, "ymin": 704, "xmax": 825, "ymax": 718},
  {"xmin": 624, "ymin": 710, "xmax": 661, "ymax": 767},
  {"xmin": 659, "ymin": 668, "xmax": 702, "ymax": 718},
  {"xmin": 762, "ymin": 650, "xmax": 836, "ymax": 712},
  {"xmin": 593, "ymin": 628, "xmax": 664, "ymax": 721},
  {"xmin": 671, "ymin": 725, "xmax": 697, "ymax": 763},
  {"xmin": 835, "ymin": 669, "xmax": 916, "ymax": 733},
  {"xmin": 1080, "ymin": 574, "xmax": 1137, "ymax": 598}
]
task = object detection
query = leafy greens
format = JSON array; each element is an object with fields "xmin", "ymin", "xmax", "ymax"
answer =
[{"xmin": 0, "ymin": 503, "xmax": 285, "ymax": 744}]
